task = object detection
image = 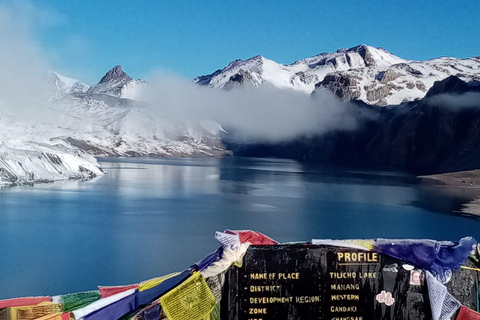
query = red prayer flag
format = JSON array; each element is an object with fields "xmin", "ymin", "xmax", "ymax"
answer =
[
  {"xmin": 225, "ymin": 229, "xmax": 278, "ymax": 245},
  {"xmin": 457, "ymin": 306, "xmax": 480, "ymax": 320},
  {"xmin": 98, "ymin": 284, "xmax": 139, "ymax": 298},
  {"xmin": 0, "ymin": 297, "xmax": 50, "ymax": 309}
]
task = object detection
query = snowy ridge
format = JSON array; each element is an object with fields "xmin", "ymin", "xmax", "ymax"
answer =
[
  {"xmin": 47, "ymin": 71, "xmax": 90, "ymax": 100},
  {"xmin": 194, "ymin": 44, "xmax": 480, "ymax": 106}
]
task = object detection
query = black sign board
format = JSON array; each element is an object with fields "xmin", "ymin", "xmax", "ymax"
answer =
[{"xmin": 223, "ymin": 245, "xmax": 432, "ymax": 320}]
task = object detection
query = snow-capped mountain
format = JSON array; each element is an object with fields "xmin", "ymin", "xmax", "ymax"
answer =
[
  {"xmin": 3, "ymin": 45, "xmax": 480, "ymax": 185},
  {"xmin": 45, "ymin": 66, "xmax": 225, "ymax": 158},
  {"xmin": 0, "ymin": 66, "xmax": 225, "ymax": 185},
  {"xmin": 194, "ymin": 44, "xmax": 480, "ymax": 106},
  {"xmin": 87, "ymin": 65, "xmax": 146, "ymax": 99}
]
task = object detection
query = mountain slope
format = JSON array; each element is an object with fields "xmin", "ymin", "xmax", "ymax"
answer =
[
  {"xmin": 50, "ymin": 93, "xmax": 225, "ymax": 157},
  {"xmin": 3, "ymin": 45, "xmax": 479, "ymax": 185},
  {"xmin": 47, "ymin": 71, "xmax": 90, "ymax": 100},
  {"xmin": 194, "ymin": 45, "xmax": 480, "ymax": 106}
]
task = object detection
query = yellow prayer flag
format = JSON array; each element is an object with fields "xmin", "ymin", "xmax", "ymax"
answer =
[
  {"xmin": 138, "ymin": 272, "xmax": 181, "ymax": 292},
  {"xmin": 0, "ymin": 302, "xmax": 63, "ymax": 320},
  {"xmin": 160, "ymin": 272, "xmax": 216, "ymax": 320},
  {"xmin": 31, "ymin": 312, "xmax": 63, "ymax": 320},
  {"xmin": 345, "ymin": 239, "xmax": 375, "ymax": 250}
]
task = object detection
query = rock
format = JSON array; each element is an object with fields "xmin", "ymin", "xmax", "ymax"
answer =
[
  {"xmin": 98, "ymin": 65, "xmax": 132, "ymax": 83},
  {"xmin": 290, "ymin": 71, "xmax": 319, "ymax": 86},
  {"xmin": 366, "ymin": 85, "xmax": 391, "ymax": 102},
  {"xmin": 380, "ymin": 69, "xmax": 401, "ymax": 84},
  {"xmin": 316, "ymin": 73, "xmax": 361, "ymax": 100}
]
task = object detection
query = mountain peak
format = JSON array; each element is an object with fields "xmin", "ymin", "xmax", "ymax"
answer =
[
  {"xmin": 247, "ymin": 55, "xmax": 264, "ymax": 61},
  {"xmin": 99, "ymin": 65, "xmax": 132, "ymax": 84},
  {"xmin": 224, "ymin": 55, "xmax": 264, "ymax": 70},
  {"xmin": 194, "ymin": 45, "xmax": 480, "ymax": 105},
  {"xmin": 335, "ymin": 44, "xmax": 402, "ymax": 67},
  {"xmin": 337, "ymin": 44, "xmax": 384, "ymax": 54},
  {"xmin": 87, "ymin": 65, "xmax": 144, "ymax": 98}
]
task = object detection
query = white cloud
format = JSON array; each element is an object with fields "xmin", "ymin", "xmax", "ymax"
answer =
[
  {"xmin": 427, "ymin": 92, "xmax": 480, "ymax": 110},
  {"xmin": 0, "ymin": 1, "xmax": 53, "ymax": 115},
  {"xmin": 137, "ymin": 72, "xmax": 372, "ymax": 143}
]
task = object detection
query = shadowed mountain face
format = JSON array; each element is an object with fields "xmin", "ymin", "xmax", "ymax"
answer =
[
  {"xmin": 367, "ymin": 76, "xmax": 480, "ymax": 173},
  {"xmin": 225, "ymin": 76, "xmax": 480, "ymax": 174}
]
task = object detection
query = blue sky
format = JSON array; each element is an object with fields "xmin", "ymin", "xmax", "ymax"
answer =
[{"xmin": 34, "ymin": 0, "xmax": 480, "ymax": 84}]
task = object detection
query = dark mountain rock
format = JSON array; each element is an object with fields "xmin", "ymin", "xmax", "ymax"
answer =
[
  {"xmin": 224, "ymin": 69, "xmax": 256, "ymax": 90},
  {"xmin": 87, "ymin": 65, "xmax": 142, "ymax": 97},
  {"xmin": 425, "ymin": 75, "xmax": 476, "ymax": 97},
  {"xmin": 316, "ymin": 73, "xmax": 362, "ymax": 100},
  {"xmin": 193, "ymin": 69, "xmax": 223, "ymax": 86},
  {"xmin": 336, "ymin": 44, "xmax": 387, "ymax": 67},
  {"xmin": 99, "ymin": 65, "xmax": 132, "ymax": 84}
]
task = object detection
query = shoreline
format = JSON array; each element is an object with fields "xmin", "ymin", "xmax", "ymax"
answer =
[
  {"xmin": 419, "ymin": 169, "xmax": 480, "ymax": 189},
  {"xmin": 419, "ymin": 170, "xmax": 480, "ymax": 217}
]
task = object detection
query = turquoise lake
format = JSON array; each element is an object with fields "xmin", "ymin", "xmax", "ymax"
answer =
[{"xmin": 0, "ymin": 157, "xmax": 479, "ymax": 299}]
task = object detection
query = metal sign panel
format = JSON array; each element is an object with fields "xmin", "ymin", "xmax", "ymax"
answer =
[{"xmin": 223, "ymin": 245, "xmax": 432, "ymax": 320}]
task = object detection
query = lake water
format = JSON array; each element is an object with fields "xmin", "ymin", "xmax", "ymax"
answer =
[{"xmin": 1, "ymin": 157, "xmax": 479, "ymax": 299}]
